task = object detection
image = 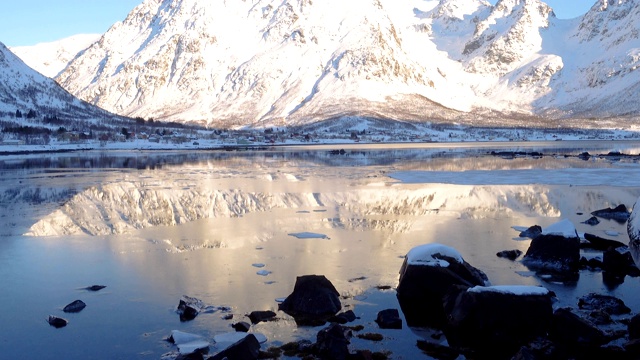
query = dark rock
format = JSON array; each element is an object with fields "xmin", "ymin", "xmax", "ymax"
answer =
[
  {"xmin": 578, "ymin": 152, "xmax": 591, "ymax": 160},
  {"xmin": 396, "ymin": 243, "xmax": 488, "ymax": 328},
  {"xmin": 222, "ymin": 314, "xmax": 234, "ymax": 320},
  {"xmin": 625, "ymin": 338, "xmax": 640, "ymax": 356},
  {"xmin": 549, "ymin": 308, "xmax": 607, "ymax": 346},
  {"xmin": 580, "ymin": 256, "xmax": 603, "ymax": 270},
  {"xmin": 442, "ymin": 285, "xmax": 552, "ymax": 357},
  {"xmin": 416, "ymin": 340, "xmax": 459, "ymax": 360},
  {"xmin": 210, "ymin": 333, "xmax": 260, "ymax": 360},
  {"xmin": 628, "ymin": 314, "xmax": 640, "ymax": 340},
  {"xmin": 582, "ymin": 216, "xmax": 600, "ymax": 226},
  {"xmin": 177, "ymin": 296, "xmax": 204, "ymax": 322},
  {"xmin": 47, "ymin": 315, "xmax": 68, "ymax": 328},
  {"xmin": 578, "ymin": 293, "xmax": 631, "ymax": 315},
  {"xmin": 328, "ymin": 310, "xmax": 357, "ymax": 324},
  {"xmin": 356, "ymin": 333, "xmax": 383, "ymax": 341},
  {"xmin": 63, "ymin": 299, "xmax": 86, "ymax": 313},
  {"xmin": 247, "ymin": 310, "xmax": 276, "ymax": 324},
  {"xmin": 279, "ymin": 275, "xmax": 341, "ymax": 326},
  {"xmin": 591, "ymin": 204, "xmax": 630, "ymax": 223},
  {"xmin": 85, "ymin": 285, "xmax": 106, "ymax": 291},
  {"xmin": 588, "ymin": 310, "xmax": 613, "ymax": 325},
  {"xmin": 232, "ymin": 321, "xmax": 251, "ymax": 332},
  {"xmin": 316, "ymin": 323, "xmax": 351, "ymax": 360},
  {"xmin": 522, "ymin": 234, "xmax": 580, "ymax": 272},
  {"xmin": 519, "ymin": 225, "xmax": 542, "ymax": 239},
  {"xmin": 374, "ymin": 309, "xmax": 402, "ymax": 330},
  {"xmin": 496, "ymin": 249, "xmax": 522, "ymax": 260},
  {"xmin": 583, "ymin": 233, "xmax": 627, "ymax": 251},
  {"xmin": 603, "ymin": 247, "xmax": 640, "ymax": 279}
]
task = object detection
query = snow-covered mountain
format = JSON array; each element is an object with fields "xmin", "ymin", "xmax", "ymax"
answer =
[
  {"xmin": 0, "ymin": 41, "xmax": 117, "ymax": 121},
  {"xmin": 22, "ymin": 0, "xmax": 640, "ymax": 127},
  {"xmin": 11, "ymin": 34, "xmax": 101, "ymax": 78}
]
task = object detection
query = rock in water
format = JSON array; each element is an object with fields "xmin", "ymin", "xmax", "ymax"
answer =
[
  {"xmin": 442, "ymin": 285, "xmax": 553, "ymax": 357},
  {"xmin": 522, "ymin": 221, "xmax": 581, "ymax": 273},
  {"xmin": 177, "ymin": 296, "xmax": 205, "ymax": 322},
  {"xmin": 592, "ymin": 204, "xmax": 630, "ymax": 222},
  {"xmin": 279, "ymin": 275, "xmax": 341, "ymax": 326},
  {"xmin": 396, "ymin": 243, "xmax": 488, "ymax": 328},
  {"xmin": 627, "ymin": 197, "xmax": 640, "ymax": 268},
  {"xmin": 578, "ymin": 293, "xmax": 631, "ymax": 315},
  {"xmin": 47, "ymin": 315, "xmax": 68, "ymax": 328},
  {"xmin": 85, "ymin": 285, "xmax": 106, "ymax": 291},
  {"xmin": 210, "ymin": 333, "xmax": 260, "ymax": 360},
  {"xmin": 63, "ymin": 300, "xmax": 86, "ymax": 313},
  {"xmin": 316, "ymin": 324, "xmax": 351, "ymax": 360}
]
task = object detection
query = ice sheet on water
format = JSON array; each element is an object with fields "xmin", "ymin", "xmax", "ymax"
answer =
[
  {"xmin": 288, "ymin": 232, "xmax": 330, "ymax": 239},
  {"xmin": 170, "ymin": 330, "xmax": 209, "ymax": 355},
  {"xmin": 256, "ymin": 270, "xmax": 272, "ymax": 276}
]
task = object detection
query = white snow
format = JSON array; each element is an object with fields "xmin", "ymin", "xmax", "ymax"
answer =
[
  {"xmin": 467, "ymin": 285, "xmax": 550, "ymax": 296},
  {"xmin": 541, "ymin": 219, "xmax": 579, "ymax": 238},
  {"xmin": 170, "ymin": 330, "xmax": 209, "ymax": 355},
  {"xmin": 406, "ymin": 243, "xmax": 464, "ymax": 267}
]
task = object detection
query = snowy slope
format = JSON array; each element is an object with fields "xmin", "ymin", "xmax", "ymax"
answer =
[
  {"xmin": 0, "ymin": 41, "xmax": 122, "ymax": 121},
  {"xmin": 11, "ymin": 34, "xmax": 100, "ymax": 78},
  {"xmin": 31, "ymin": 0, "xmax": 640, "ymax": 126}
]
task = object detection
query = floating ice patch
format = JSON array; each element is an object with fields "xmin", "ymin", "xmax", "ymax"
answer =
[
  {"xmin": 604, "ymin": 230, "xmax": 620, "ymax": 237},
  {"xmin": 256, "ymin": 270, "xmax": 272, "ymax": 276},
  {"xmin": 170, "ymin": 330, "xmax": 210, "ymax": 355},
  {"xmin": 275, "ymin": 297, "xmax": 286, "ymax": 303},
  {"xmin": 542, "ymin": 219, "xmax": 578, "ymax": 238},
  {"xmin": 468, "ymin": 285, "xmax": 549, "ymax": 296},
  {"xmin": 406, "ymin": 243, "xmax": 464, "ymax": 267},
  {"xmin": 252, "ymin": 263, "xmax": 266, "ymax": 268},
  {"xmin": 288, "ymin": 232, "xmax": 330, "ymax": 239}
]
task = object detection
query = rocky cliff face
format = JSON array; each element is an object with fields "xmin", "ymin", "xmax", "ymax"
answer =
[{"xmin": 27, "ymin": 0, "xmax": 638, "ymax": 126}]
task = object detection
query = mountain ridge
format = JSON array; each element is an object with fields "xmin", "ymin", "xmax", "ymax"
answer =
[{"xmin": 11, "ymin": 0, "xmax": 640, "ymax": 128}]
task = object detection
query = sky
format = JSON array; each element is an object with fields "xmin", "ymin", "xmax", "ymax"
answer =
[{"xmin": 1, "ymin": 0, "xmax": 597, "ymax": 47}]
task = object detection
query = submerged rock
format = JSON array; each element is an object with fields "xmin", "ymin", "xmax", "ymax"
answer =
[
  {"xmin": 63, "ymin": 300, "xmax": 86, "ymax": 313},
  {"xmin": 279, "ymin": 275, "xmax": 341, "ymax": 326},
  {"xmin": 582, "ymin": 216, "xmax": 600, "ymax": 226},
  {"xmin": 442, "ymin": 285, "xmax": 553, "ymax": 357},
  {"xmin": 47, "ymin": 315, "xmax": 68, "ymax": 328},
  {"xmin": 396, "ymin": 243, "xmax": 489, "ymax": 328}
]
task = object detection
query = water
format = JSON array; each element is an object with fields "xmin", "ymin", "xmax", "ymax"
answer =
[{"xmin": 1, "ymin": 141, "xmax": 639, "ymax": 359}]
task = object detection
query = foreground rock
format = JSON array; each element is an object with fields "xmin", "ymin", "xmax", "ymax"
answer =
[
  {"xmin": 442, "ymin": 285, "xmax": 553, "ymax": 358},
  {"xmin": 578, "ymin": 293, "xmax": 631, "ymax": 315},
  {"xmin": 522, "ymin": 219, "xmax": 580, "ymax": 272},
  {"xmin": 627, "ymin": 196, "xmax": 640, "ymax": 268},
  {"xmin": 316, "ymin": 323, "xmax": 351, "ymax": 360},
  {"xmin": 583, "ymin": 233, "xmax": 627, "ymax": 251},
  {"xmin": 278, "ymin": 275, "xmax": 341, "ymax": 326},
  {"xmin": 375, "ymin": 309, "xmax": 402, "ymax": 329},
  {"xmin": 210, "ymin": 333, "xmax": 260, "ymax": 360},
  {"xmin": 396, "ymin": 243, "xmax": 489, "ymax": 328}
]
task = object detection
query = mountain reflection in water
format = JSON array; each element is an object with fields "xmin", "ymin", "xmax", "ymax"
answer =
[{"xmin": 1, "ymin": 141, "xmax": 639, "ymax": 359}]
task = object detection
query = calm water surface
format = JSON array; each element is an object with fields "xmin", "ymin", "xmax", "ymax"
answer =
[{"xmin": 1, "ymin": 141, "xmax": 640, "ymax": 359}]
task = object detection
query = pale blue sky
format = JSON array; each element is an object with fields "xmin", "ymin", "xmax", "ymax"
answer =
[{"xmin": 1, "ymin": 0, "xmax": 596, "ymax": 47}]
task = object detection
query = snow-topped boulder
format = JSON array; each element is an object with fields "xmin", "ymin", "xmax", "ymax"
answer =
[
  {"xmin": 396, "ymin": 243, "xmax": 489, "ymax": 327},
  {"xmin": 522, "ymin": 219, "xmax": 581, "ymax": 272},
  {"xmin": 442, "ymin": 285, "xmax": 553, "ymax": 357}
]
